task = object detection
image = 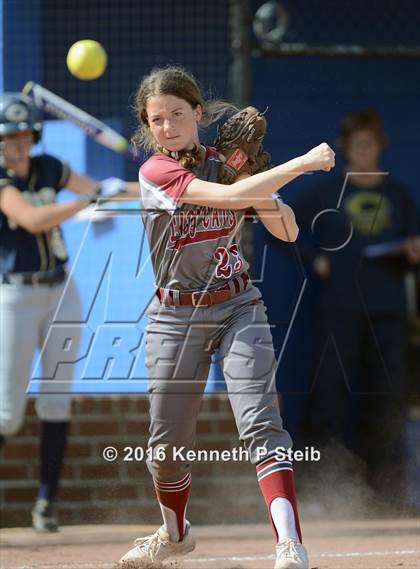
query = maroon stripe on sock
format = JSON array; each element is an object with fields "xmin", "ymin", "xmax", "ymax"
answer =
[
  {"xmin": 256, "ymin": 457, "xmax": 279, "ymax": 472},
  {"xmin": 154, "ymin": 473, "xmax": 190, "ymax": 489}
]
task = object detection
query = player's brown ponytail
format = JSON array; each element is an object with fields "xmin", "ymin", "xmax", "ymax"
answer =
[{"xmin": 132, "ymin": 65, "xmax": 237, "ymax": 170}]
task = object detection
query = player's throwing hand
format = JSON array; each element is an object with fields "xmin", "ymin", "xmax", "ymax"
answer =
[{"xmin": 303, "ymin": 142, "xmax": 335, "ymax": 172}]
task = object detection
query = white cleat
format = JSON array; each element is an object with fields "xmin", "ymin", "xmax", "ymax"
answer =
[
  {"xmin": 119, "ymin": 520, "xmax": 195, "ymax": 566},
  {"xmin": 274, "ymin": 538, "xmax": 309, "ymax": 569}
]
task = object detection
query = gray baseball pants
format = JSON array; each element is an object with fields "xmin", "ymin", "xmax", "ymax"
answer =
[
  {"xmin": 0, "ymin": 278, "xmax": 82, "ymax": 435},
  {"xmin": 145, "ymin": 284, "xmax": 293, "ymax": 482}
]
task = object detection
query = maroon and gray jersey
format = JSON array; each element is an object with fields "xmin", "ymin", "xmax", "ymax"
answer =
[{"xmin": 139, "ymin": 147, "xmax": 250, "ymax": 290}]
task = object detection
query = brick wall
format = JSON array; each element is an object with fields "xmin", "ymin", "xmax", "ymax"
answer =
[{"xmin": 0, "ymin": 395, "xmax": 267, "ymax": 529}]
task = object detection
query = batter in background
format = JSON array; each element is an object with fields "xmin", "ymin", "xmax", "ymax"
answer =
[
  {"xmin": 0, "ymin": 93, "xmax": 138, "ymax": 532},
  {"xmin": 295, "ymin": 110, "xmax": 420, "ymax": 506},
  {"xmin": 118, "ymin": 66, "xmax": 335, "ymax": 569}
]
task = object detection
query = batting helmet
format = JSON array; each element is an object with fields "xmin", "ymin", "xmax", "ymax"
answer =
[{"xmin": 0, "ymin": 93, "xmax": 43, "ymax": 142}]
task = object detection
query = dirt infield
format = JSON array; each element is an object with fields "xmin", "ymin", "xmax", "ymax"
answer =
[{"xmin": 1, "ymin": 519, "xmax": 419, "ymax": 569}]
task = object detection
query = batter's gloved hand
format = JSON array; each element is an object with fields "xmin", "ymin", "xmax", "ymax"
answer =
[
  {"xmin": 79, "ymin": 177, "xmax": 126, "ymax": 205},
  {"xmin": 99, "ymin": 177, "xmax": 127, "ymax": 198},
  {"xmin": 214, "ymin": 106, "xmax": 271, "ymax": 184}
]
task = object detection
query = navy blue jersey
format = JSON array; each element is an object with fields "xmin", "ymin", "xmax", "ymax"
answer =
[
  {"xmin": 295, "ymin": 173, "xmax": 420, "ymax": 314},
  {"xmin": 0, "ymin": 154, "xmax": 71, "ymax": 273}
]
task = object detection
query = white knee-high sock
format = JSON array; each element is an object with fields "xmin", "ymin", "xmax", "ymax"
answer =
[
  {"xmin": 159, "ymin": 504, "xmax": 183, "ymax": 542},
  {"xmin": 270, "ymin": 497, "xmax": 299, "ymax": 543}
]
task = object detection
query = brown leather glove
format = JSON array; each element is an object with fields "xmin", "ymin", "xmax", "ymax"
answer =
[{"xmin": 214, "ymin": 106, "xmax": 271, "ymax": 184}]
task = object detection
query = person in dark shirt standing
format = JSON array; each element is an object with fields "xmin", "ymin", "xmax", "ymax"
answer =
[
  {"xmin": 0, "ymin": 93, "xmax": 136, "ymax": 532},
  {"xmin": 295, "ymin": 110, "xmax": 420, "ymax": 503}
]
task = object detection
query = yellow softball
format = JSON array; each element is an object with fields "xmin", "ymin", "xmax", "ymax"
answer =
[{"xmin": 66, "ymin": 40, "xmax": 107, "ymax": 80}]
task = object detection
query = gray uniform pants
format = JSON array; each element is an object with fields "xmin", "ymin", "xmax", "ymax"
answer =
[
  {"xmin": 145, "ymin": 285, "xmax": 292, "ymax": 482},
  {"xmin": 0, "ymin": 278, "xmax": 82, "ymax": 436}
]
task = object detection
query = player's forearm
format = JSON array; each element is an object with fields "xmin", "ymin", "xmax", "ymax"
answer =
[
  {"xmin": 183, "ymin": 155, "xmax": 308, "ymax": 210},
  {"xmin": 124, "ymin": 182, "xmax": 141, "ymax": 197},
  {"xmin": 182, "ymin": 144, "xmax": 334, "ymax": 210},
  {"xmin": 223, "ymin": 156, "xmax": 307, "ymax": 209},
  {"xmin": 256, "ymin": 198, "xmax": 299, "ymax": 242},
  {"xmin": 66, "ymin": 170, "xmax": 98, "ymax": 194},
  {"xmin": 67, "ymin": 171, "xmax": 140, "ymax": 199},
  {"xmin": 22, "ymin": 200, "xmax": 89, "ymax": 233}
]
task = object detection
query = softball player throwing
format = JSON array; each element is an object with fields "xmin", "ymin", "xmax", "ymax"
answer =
[
  {"xmin": 119, "ymin": 67, "xmax": 335, "ymax": 569},
  {"xmin": 0, "ymin": 93, "xmax": 136, "ymax": 532}
]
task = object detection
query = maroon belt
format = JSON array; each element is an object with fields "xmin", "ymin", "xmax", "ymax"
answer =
[{"xmin": 157, "ymin": 273, "xmax": 250, "ymax": 307}]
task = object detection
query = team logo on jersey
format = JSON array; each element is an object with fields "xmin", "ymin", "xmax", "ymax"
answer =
[
  {"xmin": 344, "ymin": 191, "xmax": 391, "ymax": 236},
  {"xmin": 168, "ymin": 206, "xmax": 237, "ymax": 250}
]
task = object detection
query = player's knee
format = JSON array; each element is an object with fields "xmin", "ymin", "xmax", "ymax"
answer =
[
  {"xmin": 146, "ymin": 444, "xmax": 193, "ymax": 481},
  {"xmin": 238, "ymin": 402, "xmax": 282, "ymax": 437},
  {"xmin": 236, "ymin": 406, "xmax": 293, "ymax": 463},
  {"xmin": 242, "ymin": 414, "xmax": 285, "ymax": 442},
  {"xmin": 35, "ymin": 395, "xmax": 72, "ymax": 422},
  {"xmin": 0, "ymin": 415, "xmax": 24, "ymax": 436}
]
